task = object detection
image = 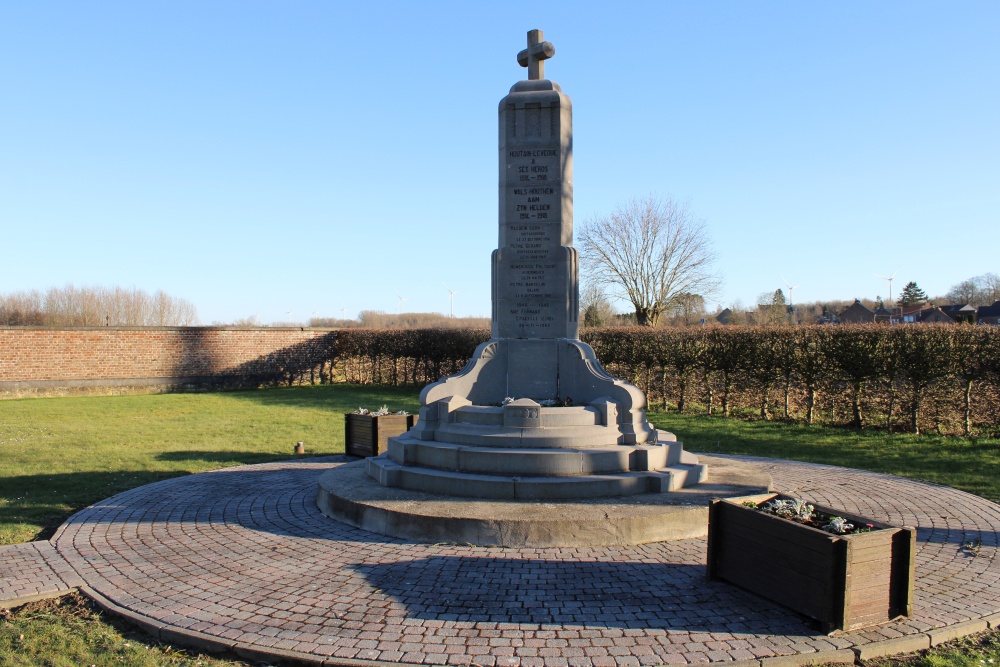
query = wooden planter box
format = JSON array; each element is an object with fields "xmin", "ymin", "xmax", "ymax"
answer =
[
  {"xmin": 344, "ymin": 413, "xmax": 417, "ymax": 458},
  {"xmin": 707, "ymin": 493, "xmax": 916, "ymax": 632}
]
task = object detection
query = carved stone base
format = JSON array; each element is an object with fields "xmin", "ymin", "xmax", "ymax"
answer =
[{"xmin": 319, "ymin": 455, "xmax": 770, "ymax": 547}]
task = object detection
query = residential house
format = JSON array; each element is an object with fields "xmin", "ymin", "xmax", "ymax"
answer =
[
  {"xmin": 977, "ymin": 301, "xmax": 1000, "ymax": 325},
  {"xmin": 890, "ymin": 304, "xmax": 924, "ymax": 324},
  {"xmin": 916, "ymin": 307, "xmax": 955, "ymax": 324},
  {"xmin": 838, "ymin": 299, "xmax": 875, "ymax": 324},
  {"xmin": 940, "ymin": 304, "xmax": 977, "ymax": 324},
  {"xmin": 874, "ymin": 306, "xmax": 892, "ymax": 324}
]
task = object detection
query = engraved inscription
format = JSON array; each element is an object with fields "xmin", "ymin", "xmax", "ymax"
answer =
[
  {"xmin": 505, "ymin": 146, "xmax": 560, "ymax": 226},
  {"xmin": 501, "ymin": 141, "xmax": 567, "ymax": 335}
]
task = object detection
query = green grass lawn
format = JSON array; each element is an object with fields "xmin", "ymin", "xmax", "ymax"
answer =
[
  {"xmin": 0, "ymin": 593, "xmax": 256, "ymax": 667},
  {"xmin": 2, "ymin": 385, "xmax": 998, "ymax": 545},
  {"xmin": 0, "ymin": 385, "xmax": 419, "ymax": 545},
  {"xmin": 2, "ymin": 385, "xmax": 1000, "ymax": 666},
  {"xmin": 648, "ymin": 410, "xmax": 1000, "ymax": 504}
]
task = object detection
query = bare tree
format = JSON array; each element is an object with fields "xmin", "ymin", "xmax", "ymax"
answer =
[
  {"xmin": 755, "ymin": 289, "xmax": 790, "ymax": 326},
  {"xmin": 1, "ymin": 284, "xmax": 198, "ymax": 326},
  {"xmin": 945, "ymin": 273, "xmax": 1000, "ymax": 307},
  {"xmin": 579, "ymin": 282, "xmax": 617, "ymax": 327},
  {"xmin": 578, "ymin": 195, "xmax": 721, "ymax": 326}
]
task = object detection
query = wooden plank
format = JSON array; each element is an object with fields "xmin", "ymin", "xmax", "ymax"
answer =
[
  {"xmin": 715, "ymin": 502, "xmax": 840, "ymax": 554},
  {"xmin": 715, "ymin": 547, "xmax": 835, "ymax": 622},
  {"xmin": 717, "ymin": 525, "xmax": 838, "ymax": 579},
  {"xmin": 891, "ymin": 527, "xmax": 917, "ymax": 618},
  {"xmin": 844, "ymin": 530, "xmax": 897, "ymax": 564},
  {"xmin": 706, "ymin": 500, "xmax": 721, "ymax": 580}
]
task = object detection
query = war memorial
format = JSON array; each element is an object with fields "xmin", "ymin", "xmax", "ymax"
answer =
[
  {"xmin": 316, "ymin": 29, "xmax": 769, "ymax": 547},
  {"xmin": 3, "ymin": 29, "xmax": 1000, "ymax": 667}
]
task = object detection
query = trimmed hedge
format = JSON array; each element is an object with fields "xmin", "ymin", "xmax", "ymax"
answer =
[
  {"xmin": 329, "ymin": 325, "xmax": 1000, "ymax": 435},
  {"xmin": 581, "ymin": 325, "xmax": 1000, "ymax": 435}
]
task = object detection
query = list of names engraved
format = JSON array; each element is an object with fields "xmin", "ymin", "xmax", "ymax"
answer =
[{"xmin": 501, "ymin": 145, "xmax": 565, "ymax": 334}]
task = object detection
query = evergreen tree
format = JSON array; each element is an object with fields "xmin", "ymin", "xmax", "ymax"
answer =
[
  {"xmin": 875, "ymin": 296, "xmax": 885, "ymax": 310},
  {"xmin": 897, "ymin": 281, "xmax": 928, "ymax": 307}
]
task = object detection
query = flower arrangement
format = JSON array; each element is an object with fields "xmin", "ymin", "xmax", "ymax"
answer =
[
  {"xmin": 742, "ymin": 497, "xmax": 875, "ymax": 535},
  {"xmin": 708, "ymin": 493, "xmax": 916, "ymax": 631},
  {"xmin": 352, "ymin": 406, "xmax": 409, "ymax": 416},
  {"xmin": 492, "ymin": 397, "xmax": 574, "ymax": 407}
]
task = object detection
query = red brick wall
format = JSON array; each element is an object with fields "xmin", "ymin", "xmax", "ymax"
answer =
[{"xmin": 0, "ymin": 327, "xmax": 338, "ymax": 396}]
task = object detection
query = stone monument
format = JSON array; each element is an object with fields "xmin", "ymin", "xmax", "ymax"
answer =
[
  {"xmin": 366, "ymin": 29, "xmax": 706, "ymax": 499},
  {"xmin": 317, "ymin": 30, "xmax": 770, "ymax": 547}
]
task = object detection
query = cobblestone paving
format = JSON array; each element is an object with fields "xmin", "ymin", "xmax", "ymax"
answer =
[
  {"xmin": 0, "ymin": 540, "xmax": 82, "ymax": 606},
  {"xmin": 2, "ymin": 455, "xmax": 998, "ymax": 666}
]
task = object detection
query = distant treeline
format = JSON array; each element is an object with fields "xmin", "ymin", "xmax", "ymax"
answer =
[
  {"xmin": 328, "ymin": 325, "xmax": 1000, "ymax": 436},
  {"xmin": 309, "ymin": 311, "xmax": 491, "ymax": 330},
  {"xmin": 1, "ymin": 285, "xmax": 198, "ymax": 326}
]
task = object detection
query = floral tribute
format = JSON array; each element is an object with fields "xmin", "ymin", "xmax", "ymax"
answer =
[
  {"xmin": 352, "ymin": 405, "xmax": 409, "ymax": 416},
  {"xmin": 742, "ymin": 497, "xmax": 876, "ymax": 535}
]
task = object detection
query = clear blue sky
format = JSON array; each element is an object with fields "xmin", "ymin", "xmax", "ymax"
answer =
[{"xmin": 3, "ymin": 2, "xmax": 997, "ymax": 323}]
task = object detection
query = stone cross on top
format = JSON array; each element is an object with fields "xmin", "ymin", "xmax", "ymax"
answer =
[{"xmin": 517, "ymin": 29, "xmax": 555, "ymax": 80}]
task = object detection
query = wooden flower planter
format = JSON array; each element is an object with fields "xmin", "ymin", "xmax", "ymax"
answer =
[
  {"xmin": 707, "ymin": 493, "xmax": 916, "ymax": 632},
  {"xmin": 344, "ymin": 413, "xmax": 417, "ymax": 458}
]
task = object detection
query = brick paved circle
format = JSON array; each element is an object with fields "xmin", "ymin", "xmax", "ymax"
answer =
[{"xmin": 45, "ymin": 456, "xmax": 1000, "ymax": 666}]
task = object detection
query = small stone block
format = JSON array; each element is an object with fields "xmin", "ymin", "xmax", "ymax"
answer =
[
  {"xmin": 159, "ymin": 626, "xmax": 234, "ymax": 655},
  {"xmin": 761, "ymin": 650, "xmax": 855, "ymax": 667},
  {"xmin": 852, "ymin": 634, "xmax": 931, "ymax": 661},
  {"xmin": 583, "ymin": 448, "xmax": 632, "ymax": 474},
  {"xmin": 413, "ymin": 441, "xmax": 462, "ymax": 470},
  {"xmin": 722, "ymin": 659, "xmax": 762, "ymax": 667},
  {"xmin": 630, "ymin": 445, "xmax": 667, "ymax": 471},
  {"xmin": 438, "ymin": 395, "xmax": 472, "ymax": 422},
  {"xmin": 590, "ymin": 399, "xmax": 618, "ymax": 426},
  {"xmin": 503, "ymin": 399, "xmax": 542, "ymax": 428},
  {"xmin": 366, "ymin": 458, "xmax": 403, "ymax": 487},
  {"xmin": 983, "ymin": 612, "xmax": 1000, "ymax": 629},
  {"xmin": 234, "ymin": 643, "xmax": 326, "ymax": 666},
  {"xmin": 386, "ymin": 437, "xmax": 407, "ymax": 463},
  {"xmin": 928, "ymin": 620, "xmax": 988, "ymax": 646}
]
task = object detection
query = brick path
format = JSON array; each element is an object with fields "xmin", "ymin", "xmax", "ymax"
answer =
[
  {"xmin": 0, "ymin": 540, "xmax": 82, "ymax": 606},
  {"xmin": 3, "ymin": 455, "xmax": 1000, "ymax": 666}
]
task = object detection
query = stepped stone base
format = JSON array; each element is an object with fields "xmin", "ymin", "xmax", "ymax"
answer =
[
  {"xmin": 369, "ymin": 422, "xmax": 708, "ymax": 500},
  {"xmin": 317, "ymin": 454, "xmax": 771, "ymax": 547},
  {"xmin": 368, "ymin": 432, "xmax": 708, "ymax": 500}
]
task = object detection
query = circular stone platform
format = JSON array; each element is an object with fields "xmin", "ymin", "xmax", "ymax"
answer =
[
  {"xmin": 38, "ymin": 456, "xmax": 1000, "ymax": 667},
  {"xmin": 317, "ymin": 455, "xmax": 771, "ymax": 546}
]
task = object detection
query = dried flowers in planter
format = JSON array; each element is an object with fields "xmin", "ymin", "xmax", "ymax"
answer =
[
  {"xmin": 708, "ymin": 493, "xmax": 916, "ymax": 632},
  {"xmin": 345, "ymin": 407, "xmax": 417, "ymax": 458}
]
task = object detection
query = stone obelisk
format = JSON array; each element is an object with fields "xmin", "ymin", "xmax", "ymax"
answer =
[{"xmin": 364, "ymin": 30, "xmax": 706, "ymax": 500}]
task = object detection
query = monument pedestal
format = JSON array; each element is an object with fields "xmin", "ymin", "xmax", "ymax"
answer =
[
  {"xmin": 318, "ymin": 455, "xmax": 770, "ymax": 547},
  {"xmin": 317, "ymin": 30, "xmax": 763, "ymax": 545}
]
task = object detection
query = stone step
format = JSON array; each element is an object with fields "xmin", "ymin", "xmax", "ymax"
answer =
[
  {"xmin": 366, "ymin": 456, "xmax": 689, "ymax": 500},
  {"xmin": 387, "ymin": 435, "xmax": 690, "ymax": 476},
  {"xmin": 660, "ymin": 463, "xmax": 710, "ymax": 491},
  {"xmin": 453, "ymin": 404, "xmax": 600, "ymax": 427},
  {"xmin": 433, "ymin": 422, "xmax": 624, "ymax": 449}
]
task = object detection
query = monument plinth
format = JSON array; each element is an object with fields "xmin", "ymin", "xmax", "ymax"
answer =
[
  {"xmin": 318, "ymin": 30, "xmax": 770, "ymax": 545},
  {"xmin": 367, "ymin": 28, "xmax": 702, "ymax": 498}
]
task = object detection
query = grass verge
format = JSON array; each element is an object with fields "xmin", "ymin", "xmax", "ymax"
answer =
[
  {"xmin": 3, "ymin": 386, "xmax": 998, "ymax": 545},
  {"xmin": 0, "ymin": 385, "xmax": 419, "ymax": 545},
  {"xmin": 648, "ymin": 410, "xmax": 1000, "ymax": 503},
  {"xmin": 0, "ymin": 592, "xmax": 255, "ymax": 667},
  {"xmin": 1, "ymin": 386, "xmax": 1000, "ymax": 665},
  {"xmin": 2, "ymin": 593, "xmax": 999, "ymax": 667}
]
